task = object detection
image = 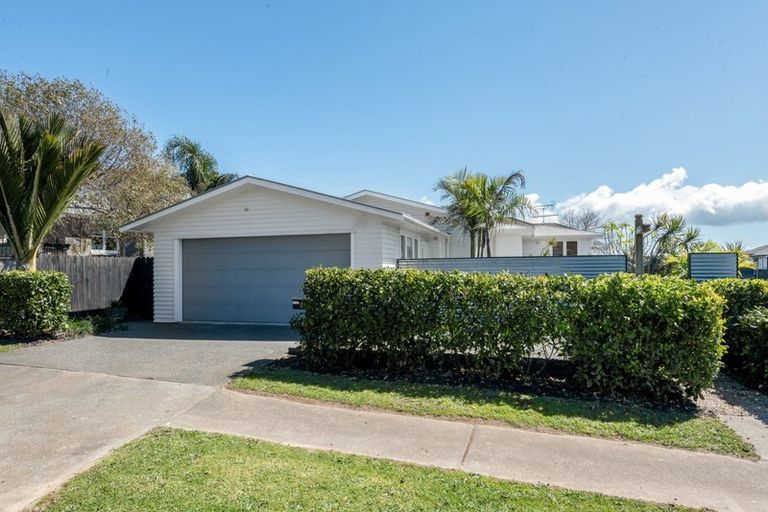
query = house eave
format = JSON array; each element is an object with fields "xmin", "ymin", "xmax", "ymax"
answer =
[{"xmin": 120, "ymin": 176, "xmax": 404, "ymax": 233}]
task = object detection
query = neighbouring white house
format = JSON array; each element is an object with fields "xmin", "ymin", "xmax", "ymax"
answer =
[
  {"xmin": 748, "ymin": 244, "xmax": 768, "ymax": 270},
  {"xmin": 121, "ymin": 176, "xmax": 600, "ymax": 324}
]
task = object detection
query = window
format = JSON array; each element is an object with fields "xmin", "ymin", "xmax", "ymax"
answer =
[
  {"xmin": 91, "ymin": 231, "xmax": 120, "ymax": 256},
  {"xmin": 400, "ymin": 235, "xmax": 421, "ymax": 259},
  {"xmin": 551, "ymin": 241, "xmax": 578, "ymax": 257}
]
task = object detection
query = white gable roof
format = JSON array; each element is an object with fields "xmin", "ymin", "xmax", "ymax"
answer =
[
  {"xmin": 346, "ymin": 189, "xmax": 447, "ymax": 214},
  {"xmin": 121, "ymin": 176, "xmax": 404, "ymax": 232}
]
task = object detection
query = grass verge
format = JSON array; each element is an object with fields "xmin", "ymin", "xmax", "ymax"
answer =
[
  {"xmin": 35, "ymin": 428, "xmax": 700, "ymax": 511},
  {"xmin": 230, "ymin": 365, "xmax": 755, "ymax": 459}
]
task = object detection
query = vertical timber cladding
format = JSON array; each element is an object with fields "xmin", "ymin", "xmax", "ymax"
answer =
[
  {"xmin": 688, "ymin": 252, "xmax": 739, "ymax": 281},
  {"xmin": 181, "ymin": 234, "xmax": 351, "ymax": 323}
]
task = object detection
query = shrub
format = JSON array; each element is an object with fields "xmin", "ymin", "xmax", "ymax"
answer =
[
  {"xmin": 294, "ymin": 269, "xmax": 726, "ymax": 401},
  {"xmin": 0, "ymin": 271, "xmax": 72, "ymax": 338},
  {"xmin": 702, "ymin": 279, "xmax": 768, "ymax": 383},
  {"xmin": 293, "ymin": 268, "xmax": 582, "ymax": 378},
  {"xmin": 731, "ymin": 307, "xmax": 768, "ymax": 388},
  {"xmin": 564, "ymin": 274, "xmax": 725, "ymax": 400}
]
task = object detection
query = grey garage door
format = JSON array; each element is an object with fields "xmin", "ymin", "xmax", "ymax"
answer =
[{"xmin": 182, "ymin": 234, "xmax": 350, "ymax": 323}]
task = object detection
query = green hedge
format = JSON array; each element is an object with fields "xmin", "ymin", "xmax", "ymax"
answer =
[
  {"xmin": 734, "ymin": 307, "xmax": 768, "ymax": 388},
  {"xmin": 564, "ymin": 274, "xmax": 725, "ymax": 400},
  {"xmin": 294, "ymin": 268, "xmax": 726, "ymax": 401},
  {"xmin": 704, "ymin": 279, "xmax": 768, "ymax": 388},
  {"xmin": 0, "ymin": 271, "xmax": 72, "ymax": 338},
  {"xmin": 293, "ymin": 268, "xmax": 581, "ymax": 378}
]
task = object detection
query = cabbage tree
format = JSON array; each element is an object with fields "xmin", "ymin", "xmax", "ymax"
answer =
[{"xmin": 0, "ymin": 112, "xmax": 104, "ymax": 270}]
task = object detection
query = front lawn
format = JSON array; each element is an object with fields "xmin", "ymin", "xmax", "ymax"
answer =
[
  {"xmin": 230, "ymin": 365, "xmax": 756, "ymax": 459},
  {"xmin": 35, "ymin": 428, "xmax": 699, "ymax": 511}
]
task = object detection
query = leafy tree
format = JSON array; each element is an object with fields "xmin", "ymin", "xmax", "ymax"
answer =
[
  {"xmin": 163, "ymin": 135, "xmax": 237, "ymax": 195},
  {"xmin": 0, "ymin": 71, "xmax": 191, "ymax": 252},
  {"xmin": 0, "ymin": 112, "xmax": 104, "ymax": 270},
  {"xmin": 436, "ymin": 168, "xmax": 531, "ymax": 257},
  {"xmin": 597, "ymin": 213, "xmax": 701, "ymax": 274}
]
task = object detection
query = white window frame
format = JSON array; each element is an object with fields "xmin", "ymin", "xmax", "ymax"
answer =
[{"xmin": 400, "ymin": 234, "xmax": 421, "ymax": 259}]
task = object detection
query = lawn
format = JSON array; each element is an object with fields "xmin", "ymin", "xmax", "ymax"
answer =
[
  {"xmin": 230, "ymin": 365, "xmax": 756, "ymax": 459},
  {"xmin": 35, "ymin": 428, "xmax": 700, "ymax": 512}
]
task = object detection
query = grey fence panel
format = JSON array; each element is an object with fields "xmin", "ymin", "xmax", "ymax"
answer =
[
  {"xmin": 397, "ymin": 255, "xmax": 627, "ymax": 278},
  {"xmin": 688, "ymin": 252, "xmax": 738, "ymax": 281}
]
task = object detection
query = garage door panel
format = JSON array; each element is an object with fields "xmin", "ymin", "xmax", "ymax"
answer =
[{"xmin": 182, "ymin": 234, "xmax": 350, "ymax": 323}]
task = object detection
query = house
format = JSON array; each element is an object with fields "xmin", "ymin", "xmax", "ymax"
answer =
[
  {"xmin": 747, "ymin": 244, "xmax": 768, "ymax": 270},
  {"xmin": 121, "ymin": 176, "xmax": 600, "ymax": 324},
  {"xmin": 345, "ymin": 189, "xmax": 600, "ymax": 258}
]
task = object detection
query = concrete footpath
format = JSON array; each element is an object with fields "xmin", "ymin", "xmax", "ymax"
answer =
[
  {"xmin": 1, "ymin": 355, "xmax": 766, "ymax": 512},
  {"xmin": 172, "ymin": 388, "xmax": 768, "ymax": 512}
]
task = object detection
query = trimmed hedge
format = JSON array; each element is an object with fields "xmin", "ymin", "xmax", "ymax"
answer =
[
  {"xmin": 704, "ymin": 279, "xmax": 768, "ymax": 389},
  {"xmin": 564, "ymin": 274, "xmax": 725, "ymax": 400},
  {"xmin": 0, "ymin": 271, "xmax": 72, "ymax": 338},
  {"xmin": 293, "ymin": 268, "xmax": 581, "ymax": 378},
  {"xmin": 294, "ymin": 268, "xmax": 726, "ymax": 401}
]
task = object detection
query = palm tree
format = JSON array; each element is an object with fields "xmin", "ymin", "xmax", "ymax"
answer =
[
  {"xmin": 0, "ymin": 112, "xmax": 104, "ymax": 270},
  {"xmin": 436, "ymin": 168, "xmax": 531, "ymax": 257},
  {"xmin": 163, "ymin": 135, "xmax": 237, "ymax": 195}
]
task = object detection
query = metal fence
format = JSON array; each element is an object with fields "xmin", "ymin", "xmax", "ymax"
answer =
[
  {"xmin": 397, "ymin": 255, "xmax": 628, "ymax": 278},
  {"xmin": 688, "ymin": 252, "xmax": 738, "ymax": 282}
]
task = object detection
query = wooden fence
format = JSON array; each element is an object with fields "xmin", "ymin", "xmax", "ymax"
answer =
[{"xmin": 31, "ymin": 255, "xmax": 154, "ymax": 317}]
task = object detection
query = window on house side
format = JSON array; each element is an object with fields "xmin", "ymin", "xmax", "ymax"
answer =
[
  {"xmin": 552, "ymin": 242, "xmax": 564, "ymax": 257},
  {"xmin": 400, "ymin": 235, "xmax": 421, "ymax": 259},
  {"xmin": 566, "ymin": 241, "xmax": 578, "ymax": 256}
]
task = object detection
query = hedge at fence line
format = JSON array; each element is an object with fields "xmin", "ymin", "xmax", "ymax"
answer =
[
  {"xmin": 293, "ymin": 268, "xmax": 582, "ymax": 378},
  {"xmin": 704, "ymin": 279, "xmax": 768, "ymax": 388},
  {"xmin": 734, "ymin": 307, "xmax": 768, "ymax": 388},
  {"xmin": 0, "ymin": 271, "xmax": 72, "ymax": 337},
  {"xmin": 564, "ymin": 273, "xmax": 725, "ymax": 400},
  {"xmin": 293, "ymin": 268, "xmax": 726, "ymax": 400}
]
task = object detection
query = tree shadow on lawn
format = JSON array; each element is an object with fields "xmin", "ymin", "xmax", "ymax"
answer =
[{"xmin": 232, "ymin": 360, "xmax": 700, "ymax": 429}]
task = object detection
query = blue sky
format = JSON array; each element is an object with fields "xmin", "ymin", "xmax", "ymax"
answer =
[{"xmin": 2, "ymin": 1, "xmax": 767, "ymax": 246}]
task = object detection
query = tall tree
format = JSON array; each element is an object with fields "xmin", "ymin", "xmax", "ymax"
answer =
[
  {"xmin": 163, "ymin": 135, "xmax": 237, "ymax": 195},
  {"xmin": 436, "ymin": 168, "xmax": 531, "ymax": 257},
  {"xmin": 0, "ymin": 112, "xmax": 104, "ymax": 270},
  {"xmin": 0, "ymin": 72, "xmax": 191, "ymax": 252}
]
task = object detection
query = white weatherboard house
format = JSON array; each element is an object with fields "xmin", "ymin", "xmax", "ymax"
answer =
[
  {"xmin": 747, "ymin": 244, "xmax": 768, "ymax": 270},
  {"xmin": 122, "ymin": 176, "xmax": 599, "ymax": 324}
]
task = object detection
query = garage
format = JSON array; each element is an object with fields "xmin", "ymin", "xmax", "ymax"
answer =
[{"xmin": 182, "ymin": 234, "xmax": 350, "ymax": 324}]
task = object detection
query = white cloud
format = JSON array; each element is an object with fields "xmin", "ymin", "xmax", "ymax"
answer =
[
  {"xmin": 418, "ymin": 195, "xmax": 435, "ymax": 205},
  {"xmin": 556, "ymin": 168, "xmax": 768, "ymax": 226}
]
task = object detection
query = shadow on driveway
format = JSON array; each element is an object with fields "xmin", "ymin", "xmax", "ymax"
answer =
[{"xmin": 100, "ymin": 320, "xmax": 299, "ymax": 342}]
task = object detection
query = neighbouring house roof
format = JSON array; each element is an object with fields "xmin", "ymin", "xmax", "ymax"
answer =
[
  {"xmin": 747, "ymin": 244, "xmax": 768, "ymax": 257},
  {"xmin": 531, "ymin": 223, "xmax": 601, "ymax": 238},
  {"xmin": 345, "ymin": 189, "xmax": 447, "ymax": 214},
  {"xmin": 120, "ymin": 175, "xmax": 448, "ymax": 238}
]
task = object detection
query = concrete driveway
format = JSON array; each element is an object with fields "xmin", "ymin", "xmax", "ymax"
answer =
[
  {"xmin": 0, "ymin": 322, "xmax": 295, "ymax": 510},
  {"xmin": 0, "ymin": 321, "xmax": 296, "ymax": 385}
]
